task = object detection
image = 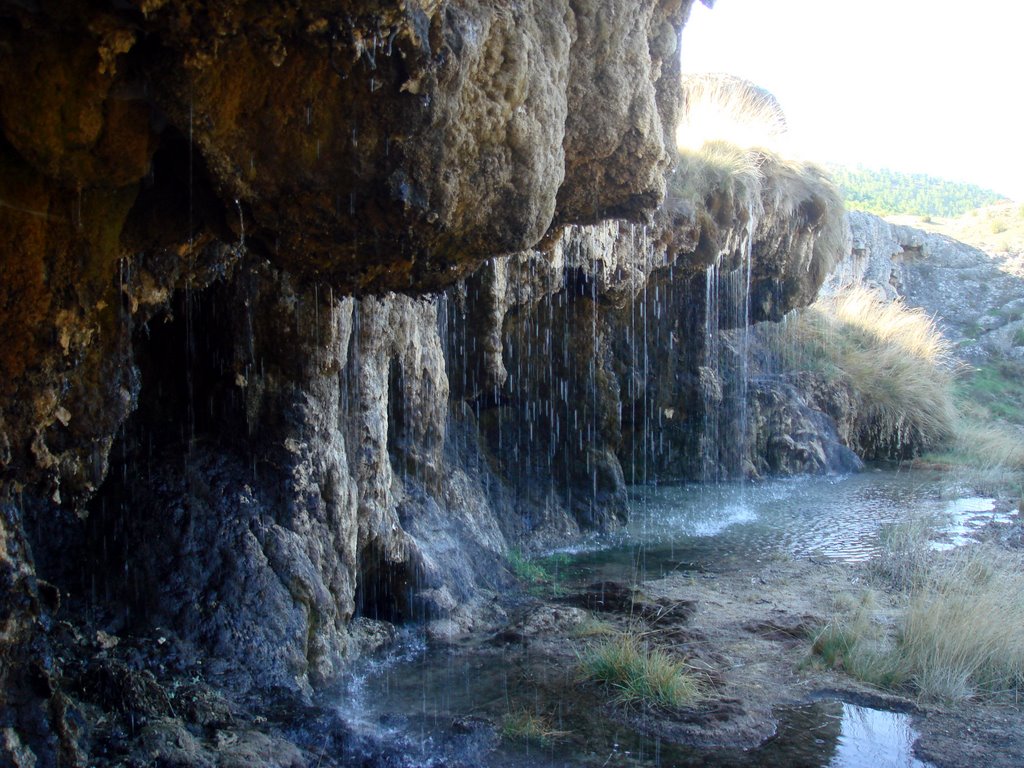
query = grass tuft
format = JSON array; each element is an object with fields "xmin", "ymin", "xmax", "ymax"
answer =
[
  {"xmin": 899, "ymin": 546, "xmax": 1024, "ymax": 700},
  {"xmin": 577, "ymin": 633, "xmax": 701, "ymax": 710},
  {"xmin": 870, "ymin": 514, "xmax": 941, "ymax": 592},
  {"xmin": 500, "ymin": 709, "xmax": 568, "ymax": 746},
  {"xmin": 768, "ymin": 286, "xmax": 957, "ymax": 458},
  {"xmin": 813, "ymin": 538, "xmax": 1024, "ymax": 702},
  {"xmin": 810, "ymin": 591, "xmax": 907, "ymax": 690},
  {"xmin": 676, "ymin": 73, "xmax": 788, "ymax": 158}
]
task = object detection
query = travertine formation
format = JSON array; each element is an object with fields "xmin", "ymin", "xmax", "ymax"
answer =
[{"xmin": 0, "ymin": 2, "xmax": 857, "ymax": 764}]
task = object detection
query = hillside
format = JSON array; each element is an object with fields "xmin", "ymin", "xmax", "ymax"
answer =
[
  {"xmin": 888, "ymin": 202, "xmax": 1024, "ymax": 266},
  {"xmin": 828, "ymin": 164, "xmax": 1006, "ymax": 217}
]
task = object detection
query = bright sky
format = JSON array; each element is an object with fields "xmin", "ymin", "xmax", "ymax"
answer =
[{"xmin": 680, "ymin": 0, "xmax": 1024, "ymax": 201}]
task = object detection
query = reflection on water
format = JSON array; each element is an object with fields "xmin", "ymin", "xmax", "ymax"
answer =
[{"xmin": 827, "ymin": 702, "xmax": 930, "ymax": 768}]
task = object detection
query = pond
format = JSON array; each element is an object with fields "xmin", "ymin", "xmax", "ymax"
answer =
[
  {"xmin": 332, "ymin": 470, "xmax": 1005, "ymax": 767},
  {"xmin": 553, "ymin": 469, "xmax": 1004, "ymax": 585}
]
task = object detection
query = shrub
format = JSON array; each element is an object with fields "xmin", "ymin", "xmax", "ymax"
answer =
[{"xmin": 577, "ymin": 633, "xmax": 701, "ymax": 709}]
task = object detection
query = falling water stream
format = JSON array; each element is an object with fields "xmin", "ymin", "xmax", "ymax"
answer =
[{"xmin": 328, "ymin": 469, "xmax": 1007, "ymax": 767}]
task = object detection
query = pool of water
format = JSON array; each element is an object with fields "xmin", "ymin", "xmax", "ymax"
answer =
[
  {"xmin": 333, "ymin": 469, "xmax": 1006, "ymax": 767},
  {"xmin": 545, "ymin": 470, "xmax": 1004, "ymax": 586},
  {"xmin": 335, "ymin": 634, "xmax": 932, "ymax": 768}
]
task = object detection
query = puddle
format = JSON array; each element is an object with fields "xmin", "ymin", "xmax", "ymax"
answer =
[
  {"xmin": 332, "ymin": 638, "xmax": 933, "ymax": 767},
  {"xmin": 933, "ymin": 496, "xmax": 1012, "ymax": 550},
  {"xmin": 825, "ymin": 702, "xmax": 930, "ymax": 768}
]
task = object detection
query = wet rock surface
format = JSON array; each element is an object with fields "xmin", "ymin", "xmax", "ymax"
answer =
[
  {"xmin": 0, "ymin": 1, "xmax": 874, "ymax": 764},
  {"xmin": 830, "ymin": 211, "xmax": 1024, "ymax": 360}
]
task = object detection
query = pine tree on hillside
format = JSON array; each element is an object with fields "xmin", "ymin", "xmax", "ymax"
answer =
[{"xmin": 826, "ymin": 165, "xmax": 1004, "ymax": 217}]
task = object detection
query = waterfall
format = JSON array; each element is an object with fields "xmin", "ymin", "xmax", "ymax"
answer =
[
  {"xmin": 701, "ymin": 202, "xmax": 757, "ymax": 482},
  {"xmin": 701, "ymin": 260, "xmax": 721, "ymax": 482}
]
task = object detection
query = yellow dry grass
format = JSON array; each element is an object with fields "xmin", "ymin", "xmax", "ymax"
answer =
[
  {"xmin": 815, "ymin": 532, "xmax": 1024, "ymax": 702},
  {"xmin": 775, "ymin": 287, "xmax": 958, "ymax": 455}
]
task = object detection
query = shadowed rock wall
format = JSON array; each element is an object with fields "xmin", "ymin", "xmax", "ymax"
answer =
[{"xmin": 0, "ymin": 2, "xmax": 854, "ymax": 764}]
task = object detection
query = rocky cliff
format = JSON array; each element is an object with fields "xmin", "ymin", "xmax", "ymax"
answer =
[
  {"xmin": 829, "ymin": 211, "xmax": 1024, "ymax": 359},
  {"xmin": 0, "ymin": 3, "xmax": 852, "ymax": 764}
]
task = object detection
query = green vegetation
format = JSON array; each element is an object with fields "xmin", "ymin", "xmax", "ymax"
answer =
[
  {"xmin": 956, "ymin": 360, "xmax": 1024, "ymax": 425},
  {"xmin": 918, "ymin": 360, "xmax": 1024, "ymax": 484},
  {"xmin": 506, "ymin": 550, "xmax": 573, "ymax": 597},
  {"xmin": 768, "ymin": 287, "xmax": 957, "ymax": 457},
  {"xmin": 507, "ymin": 549, "xmax": 549, "ymax": 584},
  {"xmin": 812, "ymin": 541, "xmax": 1024, "ymax": 702},
  {"xmin": 827, "ymin": 164, "xmax": 1005, "ymax": 217},
  {"xmin": 577, "ymin": 633, "xmax": 701, "ymax": 709}
]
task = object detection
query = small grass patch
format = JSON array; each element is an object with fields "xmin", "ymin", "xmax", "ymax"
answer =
[
  {"xmin": 500, "ymin": 709, "xmax": 568, "ymax": 746},
  {"xmin": 507, "ymin": 549, "xmax": 549, "ymax": 584},
  {"xmin": 570, "ymin": 616, "xmax": 618, "ymax": 639},
  {"xmin": 577, "ymin": 633, "xmax": 701, "ymax": 710},
  {"xmin": 506, "ymin": 550, "xmax": 571, "ymax": 597}
]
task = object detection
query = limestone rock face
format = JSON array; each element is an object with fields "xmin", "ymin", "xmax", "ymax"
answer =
[
  {"xmin": 829, "ymin": 211, "xmax": 1024, "ymax": 360},
  {"xmin": 1, "ymin": 0, "xmax": 866, "ymax": 763},
  {"xmin": 0, "ymin": 0, "xmax": 691, "ymax": 296},
  {"xmin": 748, "ymin": 377, "xmax": 863, "ymax": 477}
]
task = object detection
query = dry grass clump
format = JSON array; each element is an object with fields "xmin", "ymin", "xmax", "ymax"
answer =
[
  {"xmin": 669, "ymin": 74, "xmax": 845, "ymax": 291},
  {"xmin": 929, "ymin": 418, "xmax": 1024, "ymax": 493},
  {"xmin": 671, "ymin": 74, "xmax": 833, "ymax": 210},
  {"xmin": 951, "ymin": 419, "xmax": 1024, "ymax": 470},
  {"xmin": 676, "ymin": 73, "xmax": 788, "ymax": 157},
  {"xmin": 899, "ymin": 546, "xmax": 1024, "ymax": 700},
  {"xmin": 811, "ymin": 591, "xmax": 906, "ymax": 690},
  {"xmin": 813, "ymin": 529, "xmax": 1024, "ymax": 702},
  {"xmin": 870, "ymin": 514, "xmax": 943, "ymax": 592},
  {"xmin": 772, "ymin": 287, "xmax": 958, "ymax": 457},
  {"xmin": 577, "ymin": 633, "xmax": 701, "ymax": 710}
]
